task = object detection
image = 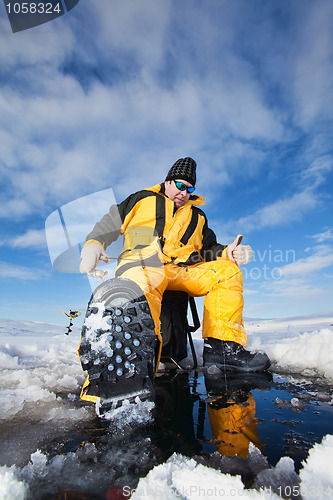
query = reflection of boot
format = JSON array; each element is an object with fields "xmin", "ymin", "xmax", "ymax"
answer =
[
  {"xmin": 203, "ymin": 338, "xmax": 271, "ymax": 372},
  {"xmin": 204, "ymin": 370, "xmax": 273, "ymax": 400},
  {"xmin": 79, "ymin": 278, "xmax": 158, "ymax": 418}
]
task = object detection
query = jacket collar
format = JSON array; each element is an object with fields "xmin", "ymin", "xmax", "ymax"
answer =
[{"xmin": 145, "ymin": 183, "xmax": 205, "ymax": 207}]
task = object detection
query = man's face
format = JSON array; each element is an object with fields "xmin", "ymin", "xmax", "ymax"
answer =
[{"xmin": 164, "ymin": 179, "xmax": 193, "ymax": 208}]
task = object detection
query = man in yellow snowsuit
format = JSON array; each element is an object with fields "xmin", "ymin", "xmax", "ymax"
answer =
[{"xmin": 80, "ymin": 158, "xmax": 270, "ymax": 379}]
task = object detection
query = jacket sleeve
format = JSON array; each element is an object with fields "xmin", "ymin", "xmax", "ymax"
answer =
[
  {"xmin": 86, "ymin": 204, "xmax": 122, "ymax": 248},
  {"xmin": 86, "ymin": 192, "xmax": 140, "ymax": 248},
  {"xmin": 200, "ymin": 219, "xmax": 227, "ymax": 262}
]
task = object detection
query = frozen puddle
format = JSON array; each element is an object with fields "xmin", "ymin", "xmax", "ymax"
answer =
[
  {"xmin": 0, "ymin": 317, "xmax": 333, "ymax": 498},
  {"xmin": 1, "ymin": 370, "xmax": 333, "ymax": 499},
  {"xmin": 154, "ymin": 370, "xmax": 333, "ymax": 473}
]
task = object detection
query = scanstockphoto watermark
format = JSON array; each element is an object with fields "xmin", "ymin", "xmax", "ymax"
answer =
[
  {"xmin": 121, "ymin": 483, "xmax": 333, "ymax": 498},
  {"xmin": 243, "ymin": 245, "xmax": 296, "ymax": 281},
  {"xmin": 122, "ymin": 484, "xmax": 248, "ymax": 497}
]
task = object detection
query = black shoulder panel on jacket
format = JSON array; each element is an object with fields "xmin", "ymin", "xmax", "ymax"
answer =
[{"xmin": 117, "ymin": 189, "xmax": 159, "ymax": 222}]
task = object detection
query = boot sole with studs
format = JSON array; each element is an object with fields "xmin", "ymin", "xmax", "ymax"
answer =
[{"xmin": 79, "ymin": 278, "xmax": 157, "ymax": 418}]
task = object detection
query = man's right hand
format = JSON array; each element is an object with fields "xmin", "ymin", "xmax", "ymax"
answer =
[{"xmin": 80, "ymin": 240, "xmax": 110, "ymax": 274}]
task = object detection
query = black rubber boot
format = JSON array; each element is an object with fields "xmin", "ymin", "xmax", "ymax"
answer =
[
  {"xmin": 79, "ymin": 278, "xmax": 158, "ymax": 418},
  {"xmin": 203, "ymin": 338, "xmax": 271, "ymax": 372}
]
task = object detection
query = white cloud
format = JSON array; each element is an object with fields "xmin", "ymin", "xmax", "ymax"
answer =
[
  {"xmin": 252, "ymin": 244, "xmax": 333, "ymax": 303},
  {"xmin": 280, "ymin": 245, "xmax": 333, "ymax": 278},
  {"xmin": 300, "ymin": 156, "xmax": 333, "ymax": 189},
  {"xmin": 0, "ymin": 0, "xmax": 332, "ymax": 323},
  {"xmin": 0, "ymin": 0, "xmax": 293, "ymax": 220},
  {"xmin": 243, "ymin": 244, "xmax": 333, "ymax": 315},
  {"xmin": 0, "ymin": 68, "xmax": 285, "ymax": 218},
  {"xmin": 89, "ymin": 0, "xmax": 172, "ymax": 71},
  {"xmin": 8, "ymin": 229, "xmax": 47, "ymax": 249},
  {"xmin": 0, "ymin": 261, "xmax": 49, "ymax": 280},
  {"xmin": 262, "ymin": 277, "xmax": 326, "ymax": 299},
  {"xmin": 310, "ymin": 228, "xmax": 333, "ymax": 243},
  {"xmin": 221, "ymin": 189, "xmax": 318, "ymax": 235},
  {"xmin": 219, "ymin": 151, "xmax": 332, "ymax": 235},
  {"xmin": 290, "ymin": 2, "xmax": 333, "ymax": 128},
  {"xmin": 0, "ymin": 15, "xmax": 74, "ymax": 66},
  {"xmin": 246, "ymin": 1, "xmax": 333, "ymax": 131}
]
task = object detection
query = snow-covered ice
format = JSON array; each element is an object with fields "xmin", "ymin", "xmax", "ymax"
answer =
[
  {"xmin": 0, "ymin": 313, "xmax": 333, "ymax": 498},
  {"xmin": 0, "ymin": 466, "xmax": 27, "ymax": 500},
  {"xmin": 245, "ymin": 315, "xmax": 333, "ymax": 382},
  {"xmin": 182, "ymin": 313, "xmax": 333, "ymax": 384},
  {"xmin": 0, "ymin": 318, "xmax": 87, "ymax": 425},
  {"xmin": 131, "ymin": 440, "xmax": 333, "ymax": 499}
]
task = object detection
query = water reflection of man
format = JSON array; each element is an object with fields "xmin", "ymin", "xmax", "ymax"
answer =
[{"xmin": 205, "ymin": 372, "xmax": 272, "ymax": 458}]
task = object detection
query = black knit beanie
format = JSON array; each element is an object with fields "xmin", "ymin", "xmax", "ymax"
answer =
[{"xmin": 165, "ymin": 157, "xmax": 197, "ymax": 186}]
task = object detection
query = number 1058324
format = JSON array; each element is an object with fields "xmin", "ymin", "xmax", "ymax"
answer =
[{"xmin": 6, "ymin": 2, "xmax": 62, "ymax": 15}]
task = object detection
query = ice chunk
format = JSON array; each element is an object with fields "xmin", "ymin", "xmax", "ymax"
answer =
[
  {"xmin": 96, "ymin": 398, "xmax": 154, "ymax": 427},
  {"xmin": 206, "ymin": 364, "xmax": 222, "ymax": 375},
  {"xmin": 0, "ymin": 386, "xmax": 56, "ymax": 421},
  {"xmin": 21, "ymin": 450, "xmax": 48, "ymax": 481},
  {"xmin": 0, "ymin": 466, "xmax": 28, "ymax": 500},
  {"xmin": 0, "ymin": 350, "xmax": 20, "ymax": 369},
  {"xmin": 254, "ymin": 456, "xmax": 299, "ymax": 496},
  {"xmin": 299, "ymin": 434, "xmax": 333, "ymax": 499},
  {"xmin": 132, "ymin": 453, "xmax": 280, "ymax": 499}
]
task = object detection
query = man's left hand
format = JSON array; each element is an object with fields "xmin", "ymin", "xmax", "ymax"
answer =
[{"xmin": 227, "ymin": 234, "xmax": 252, "ymax": 265}]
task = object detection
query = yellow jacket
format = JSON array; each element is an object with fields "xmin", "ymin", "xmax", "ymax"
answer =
[{"xmin": 86, "ymin": 183, "xmax": 227, "ymax": 270}]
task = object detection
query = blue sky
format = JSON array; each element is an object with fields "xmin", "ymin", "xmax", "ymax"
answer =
[{"xmin": 0, "ymin": 0, "xmax": 333, "ymax": 325}]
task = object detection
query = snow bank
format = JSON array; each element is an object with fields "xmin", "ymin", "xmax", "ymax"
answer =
[
  {"xmin": 245, "ymin": 315, "xmax": 333, "ymax": 382},
  {"xmin": 0, "ymin": 318, "xmax": 87, "ymax": 423},
  {"xmin": 131, "ymin": 435, "xmax": 333, "ymax": 500},
  {"xmin": 264, "ymin": 328, "xmax": 333, "ymax": 380},
  {"xmin": 182, "ymin": 314, "xmax": 333, "ymax": 382},
  {"xmin": 132, "ymin": 453, "xmax": 279, "ymax": 499},
  {"xmin": 0, "ymin": 437, "xmax": 154, "ymax": 499},
  {"xmin": 0, "ymin": 466, "xmax": 28, "ymax": 500},
  {"xmin": 299, "ymin": 435, "xmax": 333, "ymax": 499},
  {"xmin": 1, "ymin": 436, "xmax": 333, "ymax": 500}
]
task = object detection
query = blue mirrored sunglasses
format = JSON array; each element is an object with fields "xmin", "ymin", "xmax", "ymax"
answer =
[{"xmin": 173, "ymin": 180, "xmax": 195, "ymax": 194}]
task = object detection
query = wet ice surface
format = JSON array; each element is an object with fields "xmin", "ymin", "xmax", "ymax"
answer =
[{"xmin": 1, "ymin": 316, "xmax": 333, "ymax": 499}]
